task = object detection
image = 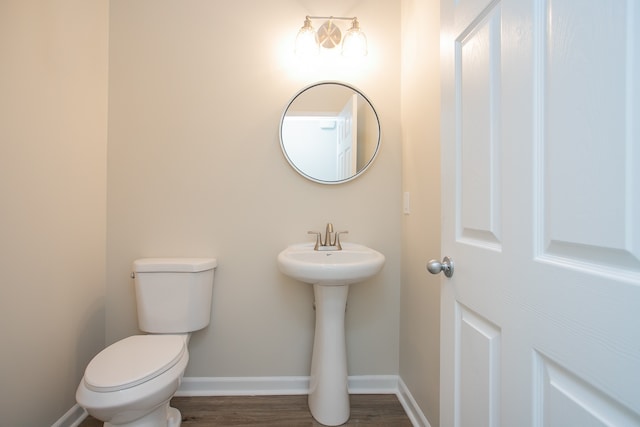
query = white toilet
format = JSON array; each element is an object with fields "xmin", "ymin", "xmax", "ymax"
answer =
[{"xmin": 76, "ymin": 257, "xmax": 217, "ymax": 427}]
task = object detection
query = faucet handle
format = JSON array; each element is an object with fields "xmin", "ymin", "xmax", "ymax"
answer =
[
  {"xmin": 307, "ymin": 231, "xmax": 322, "ymax": 250},
  {"xmin": 335, "ymin": 231, "xmax": 349, "ymax": 250}
]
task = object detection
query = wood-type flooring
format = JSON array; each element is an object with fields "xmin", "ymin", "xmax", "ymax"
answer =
[{"xmin": 78, "ymin": 394, "xmax": 413, "ymax": 426}]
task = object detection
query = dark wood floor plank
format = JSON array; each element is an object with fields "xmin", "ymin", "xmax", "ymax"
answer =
[{"xmin": 78, "ymin": 394, "xmax": 413, "ymax": 426}]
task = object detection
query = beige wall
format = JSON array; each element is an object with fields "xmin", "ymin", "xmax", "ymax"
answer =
[
  {"xmin": 0, "ymin": 1, "xmax": 109, "ymax": 425},
  {"xmin": 400, "ymin": 0, "xmax": 442, "ymax": 424},
  {"xmin": 106, "ymin": 0, "xmax": 402, "ymax": 377}
]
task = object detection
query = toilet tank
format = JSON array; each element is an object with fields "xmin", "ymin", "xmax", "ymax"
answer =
[{"xmin": 133, "ymin": 258, "xmax": 217, "ymax": 333}]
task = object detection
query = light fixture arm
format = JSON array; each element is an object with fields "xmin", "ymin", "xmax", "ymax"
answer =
[{"xmin": 304, "ymin": 15, "xmax": 359, "ymax": 22}]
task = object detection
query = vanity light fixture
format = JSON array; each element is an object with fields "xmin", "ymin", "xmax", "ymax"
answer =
[{"xmin": 295, "ymin": 16, "xmax": 368, "ymax": 57}]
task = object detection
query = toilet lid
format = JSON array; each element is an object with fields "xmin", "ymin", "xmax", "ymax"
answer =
[{"xmin": 84, "ymin": 335, "xmax": 186, "ymax": 392}]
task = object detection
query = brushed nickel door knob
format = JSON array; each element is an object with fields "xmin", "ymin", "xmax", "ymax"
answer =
[{"xmin": 427, "ymin": 256, "xmax": 454, "ymax": 278}]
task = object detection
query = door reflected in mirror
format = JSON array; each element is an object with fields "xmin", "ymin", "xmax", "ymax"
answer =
[{"xmin": 280, "ymin": 82, "xmax": 380, "ymax": 184}]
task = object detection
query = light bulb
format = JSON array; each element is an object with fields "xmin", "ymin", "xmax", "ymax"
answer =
[
  {"xmin": 295, "ymin": 17, "xmax": 319, "ymax": 57},
  {"xmin": 341, "ymin": 19, "xmax": 368, "ymax": 57}
]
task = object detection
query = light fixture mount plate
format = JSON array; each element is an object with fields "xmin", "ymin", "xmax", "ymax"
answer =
[{"xmin": 317, "ymin": 21, "xmax": 342, "ymax": 49}]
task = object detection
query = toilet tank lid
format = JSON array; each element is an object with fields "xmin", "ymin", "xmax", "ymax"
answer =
[{"xmin": 133, "ymin": 258, "xmax": 217, "ymax": 273}]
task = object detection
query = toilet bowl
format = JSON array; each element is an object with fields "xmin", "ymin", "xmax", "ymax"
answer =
[
  {"xmin": 76, "ymin": 334, "xmax": 189, "ymax": 427},
  {"xmin": 76, "ymin": 258, "xmax": 217, "ymax": 427}
]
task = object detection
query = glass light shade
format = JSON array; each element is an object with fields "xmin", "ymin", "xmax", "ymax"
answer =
[
  {"xmin": 341, "ymin": 19, "xmax": 368, "ymax": 57},
  {"xmin": 295, "ymin": 18, "xmax": 319, "ymax": 57}
]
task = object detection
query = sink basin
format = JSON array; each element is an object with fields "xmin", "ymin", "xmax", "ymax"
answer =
[{"xmin": 277, "ymin": 242, "xmax": 385, "ymax": 285}]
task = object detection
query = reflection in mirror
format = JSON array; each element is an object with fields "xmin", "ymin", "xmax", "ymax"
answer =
[{"xmin": 280, "ymin": 82, "xmax": 380, "ymax": 184}]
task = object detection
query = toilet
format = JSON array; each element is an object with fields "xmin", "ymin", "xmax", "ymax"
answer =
[{"xmin": 76, "ymin": 257, "xmax": 217, "ymax": 427}]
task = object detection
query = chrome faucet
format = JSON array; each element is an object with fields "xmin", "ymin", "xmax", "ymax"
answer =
[{"xmin": 308, "ymin": 223, "xmax": 349, "ymax": 251}]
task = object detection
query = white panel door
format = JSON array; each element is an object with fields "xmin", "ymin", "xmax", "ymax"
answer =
[
  {"xmin": 336, "ymin": 94, "xmax": 358, "ymax": 180},
  {"xmin": 439, "ymin": 0, "xmax": 640, "ymax": 426}
]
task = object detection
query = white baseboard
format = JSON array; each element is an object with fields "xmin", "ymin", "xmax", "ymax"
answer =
[
  {"xmin": 397, "ymin": 377, "xmax": 432, "ymax": 427},
  {"xmin": 51, "ymin": 404, "xmax": 88, "ymax": 427},
  {"xmin": 347, "ymin": 374, "xmax": 401, "ymax": 394},
  {"xmin": 175, "ymin": 374, "xmax": 401, "ymax": 396},
  {"xmin": 175, "ymin": 375, "xmax": 310, "ymax": 396},
  {"xmin": 54, "ymin": 376, "xmax": 429, "ymax": 427}
]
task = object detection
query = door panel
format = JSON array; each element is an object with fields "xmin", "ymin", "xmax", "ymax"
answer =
[
  {"xmin": 458, "ymin": 304, "xmax": 501, "ymax": 427},
  {"xmin": 459, "ymin": 4, "xmax": 502, "ymax": 247},
  {"xmin": 540, "ymin": 0, "xmax": 640, "ymax": 273},
  {"xmin": 440, "ymin": 0, "xmax": 640, "ymax": 426},
  {"xmin": 534, "ymin": 353, "xmax": 640, "ymax": 427}
]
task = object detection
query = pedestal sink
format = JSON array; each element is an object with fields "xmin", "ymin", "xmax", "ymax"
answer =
[{"xmin": 277, "ymin": 242, "xmax": 385, "ymax": 426}]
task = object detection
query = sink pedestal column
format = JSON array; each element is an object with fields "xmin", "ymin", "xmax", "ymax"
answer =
[{"xmin": 308, "ymin": 283, "xmax": 350, "ymax": 426}]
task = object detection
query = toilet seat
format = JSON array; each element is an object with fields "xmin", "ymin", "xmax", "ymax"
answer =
[{"xmin": 84, "ymin": 335, "xmax": 186, "ymax": 392}]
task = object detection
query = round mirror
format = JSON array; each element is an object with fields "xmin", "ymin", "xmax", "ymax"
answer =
[{"xmin": 279, "ymin": 82, "xmax": 381, "ymax": 184}]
